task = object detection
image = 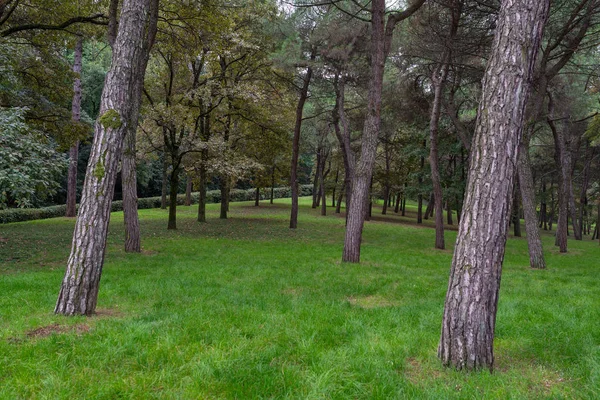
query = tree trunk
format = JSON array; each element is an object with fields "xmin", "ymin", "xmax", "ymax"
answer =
[
  {"xmin": 197, "ymin": 165, "xmax": 207, "ymax": 223},
  {"xmin": 168, "ymin": 168, "xmax": 179, "ymax": 229},
  {"xmin": 438, "ymin": 0, "xmax": 549, "ymax": 371},
  {"xmin": 55, "ymin": 0, "xmax": 159, "ymax": 316},
  {"xmin": 336, "ymin": 183, "xmax": 344, "ymax": 214},
  {"xmin": 290, "ymin": 50, "xmax": 315, "ymax": 229},
  {"xmin": 424, "ymin": 193, "xmax": 434, "ymax": 220},
  {"xmin": 66, "ymin": 38, "xmax": 83, "ymax": 218},
  {"xmin": 255, "ymin": 186, "xmax": 260, "ymax": 207},
  {"xmin": 512, "ymin": 179, "xmax": 522, "ymax": 237},
  {"xmin": 395, "ymin": 192, "xmax": 401, "ymax": 214},
  {"xmin": 220, "ymin": 177, "xmax": 228, "ymax": 219},
  {"xmin": 161, "ymin": 152, "xmax": 168, "ymax": 209},
  {"xmin": 122, "ymin": 125, "xmax": 141, "ymax": 252},
  {"xmin": 185, "ymin": 175, "xmax": 192, "ymax": 206},
  {"xmin": 447, "ymin": 201, "xmax": 453, "ymax": 225}
]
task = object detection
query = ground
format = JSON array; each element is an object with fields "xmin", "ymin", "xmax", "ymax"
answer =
[{"xmin": 0, "ymin": 198, "xmax": 599, "ymax": 399}]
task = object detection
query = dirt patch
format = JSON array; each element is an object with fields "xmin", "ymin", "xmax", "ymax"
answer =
[
  {"xmin": 347, "ymin": 294, "xmax": 398, "ymax": 309},
  {"xmin": 93, "ymin": 308, "xmax": 124, "ymax": 318},
  {"xmin": 26, "ymin": 323, "xmax": 90, "ymax": 339}
]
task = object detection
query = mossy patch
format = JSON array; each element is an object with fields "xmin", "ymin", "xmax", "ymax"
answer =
[{"xmin": 98, "ymin": 109, "xmax": 122, "ymax": 129}]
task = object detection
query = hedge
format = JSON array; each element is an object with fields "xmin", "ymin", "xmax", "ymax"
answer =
[{"xmin": 0, "ymin": 185, "xmax": 313, "ymax": 224}]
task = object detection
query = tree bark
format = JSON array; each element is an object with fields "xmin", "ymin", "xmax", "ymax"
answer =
[
  {"xmin": 290, "ymin": 49, "xmax": 315, "ymax": 229},
  {"xmin": 220, "ymin": 177, "xmax": 228, "ymax": 219},
  {"xmin": 512, "ymin": 179, "xmax": 522, "ymax": 237},
  {"xmin": 197, "ymin": 164, "xmax": 207, "ymax": 223},
  {"xmin": 185, "ymin": 175, "xmax": 192, "ymax": 206},
  {"xmin": 255, "ymin": 186, "xmax": 260, "ymax": 207},
  {"xmin": 438, "ymin": 0, "xmax": 549, "ymax": 371},
  {"xmin": 55, "ymin": 0, "xmax": 159, "ymax": 316},
  {"xmin": 161, "ymin": 152, "xmax": 168, "ymax": 209},
  {"xmin": 122, "ymin": 125, "xmax": 141, "ymax": 252},
  {"xmin": 168, "ymin": 168, "xmax": 179, "ymax": 229},
  {"xmin": 66, "ymin": 37, "xmax": 83, "ymax": 218}
]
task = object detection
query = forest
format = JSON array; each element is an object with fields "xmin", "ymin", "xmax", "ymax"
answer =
[{"xmin": 1, "ymin": 0, "xmax": 600, "ymax": 397}]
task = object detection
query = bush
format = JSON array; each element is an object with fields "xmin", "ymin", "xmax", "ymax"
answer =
[{"xmin": 0, "ymin": 185, "xmax": 313, "ymax": 224}]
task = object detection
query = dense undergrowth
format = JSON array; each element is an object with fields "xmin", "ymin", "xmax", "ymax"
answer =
[{"xmin": 0, "ymin": 198, "xmax": 599, "ymax": 399}]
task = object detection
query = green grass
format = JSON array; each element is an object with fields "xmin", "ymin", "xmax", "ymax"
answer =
[{"xmin": 1, "ymin": 198, "xmax": 599, "ymax": 399}]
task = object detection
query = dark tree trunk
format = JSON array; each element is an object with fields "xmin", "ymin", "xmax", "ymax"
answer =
[
  {"xmin": 270, "ymin": 165, "xmax": 275, "ymax": 204},
  {"xmin": 185, "ymin": 175, "xmax": 192, "ymax": 206},
  {"xmin": 438, "ymin": 0, "xmax": 549, "ymax": 371},
  {"xmin": 336, "ymin": 183, "xmax": 344, "ymax": 214},
  {"xmin": 447, "ymin": 201, "xmax": 453, "ymax": 225},
  {"xmin": 255, "ymin": 187, "xmax": 260, "ymax": 207},
  {"xmin": 55, "ymin": 0, "xmax": 159, "ymax": 316},
  {"xmin": 424, "ymin": 193, "xmax": 434, "ymax": 220},
  {"xmin": 197, "ymin": 165, "xmax": 207, "ymax": 223},
  {"xmin": 548, "ymin": 99, "xmax": 569, "ymax": 252},
  {"xmin": 312, "ymin": 150, "xmax": 321, "ymax": 209},
  {"xmin": 402, "ymin": 197, "xmax": 406, "ymax": 216},
  {"xmin": 168, "ymin": 168, "xmax": 179, "ymax": 230},
  {"xmin": 395, "ymin": 192, "xmax": 401, "ymax": 213},
  {"xmin": 512, "ymin": 180, "xmax": 522, "ymax": 237},
  {"xmin": 290, "ymin": 50, "xmax": 315, "ymax": 229},
  {"xmin": 66, "ymin": 37, "xmax": 83, "ymax": 218},
  {"xmin": 220, "ymin": 178, "xmax": 228, "ymax": 219},
  {"xmin": 161, "ymin": 152, "xmax": 168, "ymax": 209},
  {"xmin": 540, "ymin": 180, "xmax": 548, "ymax": 230}
]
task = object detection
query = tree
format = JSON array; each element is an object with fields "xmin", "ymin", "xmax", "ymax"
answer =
[
  {"xmin": 55, "ymin": 0, "xmax": 159, "ymax": 316},
  {"xmin": 438, "ymin": 0, "xmax": 550, "ymax": 371}
]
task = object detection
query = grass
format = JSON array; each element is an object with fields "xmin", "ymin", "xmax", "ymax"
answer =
[{"xmin": 1, "ymin": 198, "xmax": 599, "ymax": 399}]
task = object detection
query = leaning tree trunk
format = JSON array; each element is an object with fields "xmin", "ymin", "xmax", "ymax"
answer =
[
  {"xmin": 66, "ymin": 38, "xmax": 83, "ymax": 218},
  {"xmin": 438, "ymin": 0, "xmax": 549, "ymax": 371},
  {"xmin": 55, "ymin": 0, "xmax": 159, "ymax": 316},
  {"xmin": 290, "ymin": 50, "xmax": 315, "ymax": 229}
]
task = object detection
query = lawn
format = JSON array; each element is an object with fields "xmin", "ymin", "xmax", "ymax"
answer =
[{"xmin": 1, "ymin": 198, "xmax": 599, "ymax": 399}]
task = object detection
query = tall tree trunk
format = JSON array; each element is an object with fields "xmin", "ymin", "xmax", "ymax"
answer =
[
  {"xmin": 185, "ymin": 175, "xmax": 192, "ymax": 206},
  {"xmin": 197, "ymin": 165, "xmax": 207, "ymax": 223},
  {"xmin": 290, "ymin": 50, "xmax": 315, "ymax": 229},
  {"xmin": 342, "ymin": 0, "xmax": 424, "ymax": 262},
  {"xmin": 395, "ymin": 192, "xmax": 401, "ymax": 214},
  {"xmin": 270, "ymin": 165, "xmax": 275, "ymax": 204},
  {"xmin": 168, "ymin": 167, "xmax": 179, "ymax": 229},
  {"xmin": 312, "ymin": 150, "xmax": 321, "ymax": 208},
  {"xmin": 255, "ymin": 186, "xmax": 260, "ymax": 207},
  {"xmin": 336, "ymin": 183, "xmax": 344, "ymax": 214},
  {"xmin": 447, "ymin": 201, "xmax": 453, "ymax": 225},
  {"xmin": 66, "ymin": 37, "xmax": 83, "ymax": 218},
  {"xmin": 512, "ymin": 179, "xmax": 522, "ymax": 237},
  {"xmin": 424, "ymin": 193, "xmax": 434, "ymax": 220},
  {"xmin": 55, "ymin": 0, "xmax": 159, "ymax": 316},
  {"xmin": 122, "ymin": 125, "xmax": 141, "ymax": 252},
  {"xmin": 438, "ymin": 0, "xmax": 549, "ymax": 371},
  {"xmin": 161, "ymin": 152, "xmax": 168, "ymax": 209},
  {"xmin": 220, "ymin": 177, "xmax": 228, "ymax": 219}
]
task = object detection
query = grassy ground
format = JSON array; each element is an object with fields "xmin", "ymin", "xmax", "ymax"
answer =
[{"xmin": 1, "ymin": 198, "xmax": 599, "ymax": 399}]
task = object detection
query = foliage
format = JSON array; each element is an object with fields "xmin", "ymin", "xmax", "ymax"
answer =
[
  {"xmin": 0, "ymin": 185, "xmax": 313, "ymax": 224},
  {"xmin": 0, "ymin": 107, "xmax": 68, "ymax": 208}
]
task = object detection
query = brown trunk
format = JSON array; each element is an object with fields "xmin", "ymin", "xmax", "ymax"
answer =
[
  {"xmin": 290, "ymin": 50, "xmax": 315, "ymax": 229},
  {"xmin": 512, "ymin": 179, "xmax": 522, "ymax": 237},
  {"xmin": 447, "ymin": 200, "xmax": 453, "ymax": 225},
  {"xmin": 122, "ymin": 125, "xmax": 141, "ymax": 252},
  {"xmin": 255, "ymin": 186, "xmax": 260, "ymax": 207},
  {"xmin": 168, "ymin": 168, "xmax": 179, "ymax": 229},
  {"xmin": 220, "ymin": 177, "xmax": 228, "ymax": 219},
  {"xmin": 439, "ymin": 0, "xmax": 549, "ymax": 371},
  {"xmin": 66, "ymin": 38, "xmax": 83, "ymax": 218},
  {"xmin": 197, "ymin": 165, "xmax": 207, "ymax": 222},
  {"xmin": 336, "ymin": 183, "xmax": 344, "ymax": 214},
  {"xmin": 185, "ymin": 175, "xmax": 192, "ymax": 206},
  {"xmin": 55, "ymin": 0, "xmax": 159, "ymax": 316},
  {"xmin": 424, "ymin": 192, "xmax": 434, "ymax": 220},
  {"xmin": 161, "ymin": 152, "xmax": 168, "ymax": 209}
]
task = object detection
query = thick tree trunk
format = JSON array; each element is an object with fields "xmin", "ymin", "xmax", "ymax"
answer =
[
  {"xmin": 290, "ymin": 51, "xmax": 315, "ymax": 229},
  {"xmin": 66, "ymin": 38, "xmax": 83, "ymax": 218},
  {"xmin": 55, "ymin": 0, "xmax": 159, "ymax": 316},
  {"xmin": 255, "ymin": 186, "xmax": 260, "ymax": 207},
  {"xmin": 438, "ymin": 0, "xmax": 549, "ymax": 371},
  {"xmin": 168, "ymin": 168, "xmax": 179, "ymax": 229}
]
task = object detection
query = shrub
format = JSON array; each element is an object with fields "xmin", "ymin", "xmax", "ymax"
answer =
[{"xmin": 0, "ymin": 186, "xmax": 313, "ymax": 224}]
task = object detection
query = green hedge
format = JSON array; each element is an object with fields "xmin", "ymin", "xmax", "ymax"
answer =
[{"xmin": 0, "ymin": 185, "xmax": 313, "ymax": 224}]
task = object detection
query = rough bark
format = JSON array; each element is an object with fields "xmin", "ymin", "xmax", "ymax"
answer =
[
  {"xmin": 438, "ymin": 0, "xmax": 549, "ymax": 371},
  {"xmin": 161, "ymin": 152, "xmax": 168, "ymax": 209},
  {"xmin": 255, "ymin": 186, "xmax": 260, "ymax": 207},
  {"xmin": 290, "ymin": 50, "xmax": 315, "ymax": 229},
  {"xmin": 55, "ymin": 0, "xmax": 159, "ymax": 316},
  {"xmin": 512, "ymin": 180, "xmax": 522, "ymax": 237},
  {"xmin": 342, "ymin": 0, "xmax": 424, "ymax": 262},
  {"xmin": 66, "ymin": 38, "xmax": 83, "ymax": 218},
  {"xmin": 122, "ymin": 125, "xmax": 141, "ymax": 252}
]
